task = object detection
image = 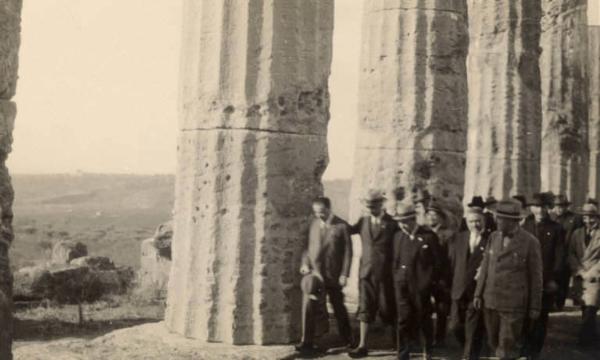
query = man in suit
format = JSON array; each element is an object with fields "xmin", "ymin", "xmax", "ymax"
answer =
[
  {"xmin": 521, "ymin": 193, "xmax": 564, "ymax": 359},
  {"xmin": 474, "ymin": 199, "xmax": 543, "ymax": 360},
  {"xmin": 460, "ymin": 196, "xmax": 496, "ymax": 235},
  {"xmin": 392, "ymin": 202, "xmax": 443, "ymax": 360},
  {"xmin": 296, "ymin": 197, "xmax": 354, "ymax": 355},
  {"xmin": 349, "ymin": 189, "xmax": 398, "ymax": 358},
  {"xmin": 552, "ymin": 194, "xmax": 584, "ymax": 309},
  {"xmin": 449, "ymin": 207, "xmax": 489, "ymax": 359},
  {"xmin": 568, "ymin": 202, "xmax": 600, "ymax": 346},
  {"xmin": 426, "ymin": 200, "xmax": 453, "ymax": 347}
]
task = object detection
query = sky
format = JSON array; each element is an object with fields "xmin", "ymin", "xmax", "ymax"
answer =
[{"xmin": 7, "ymin": 1, "xmax": 600, "ymax": 179}]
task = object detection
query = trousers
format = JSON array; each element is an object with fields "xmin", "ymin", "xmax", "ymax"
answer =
[
  {"xmin": 450, "ymin": 299, "xmax": 485, "ymax": 359},
  {"xmin": 395, "ymin": 282, "xmax": 433, "ymax": 360},
  {"xmin": 483, "ymin": 308, "xmax": 525, "ymax": 360},
  {"xmin": 301, "ymin": 283, "xmax": 352, "ymax": 344}
]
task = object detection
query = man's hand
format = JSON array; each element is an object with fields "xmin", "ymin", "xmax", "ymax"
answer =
[
  {"xmin": 529, "ymin": 309, "xmax": 540, "ymax": 320},
  {"xmin": 473, "ymin": 297, "xmax": 482, "ymax": 310},
  {"xmin": 300, "ymin": 265, "xmax": 310, "ymax": 275},
  {"xmin": 339, "ymin": 275, "xmax": 348, "ymax": 287}
]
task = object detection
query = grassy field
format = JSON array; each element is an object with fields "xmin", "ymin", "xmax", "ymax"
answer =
[{"xmin": 10, "ymin": 174, "xmax": 352, "ymax": 270}]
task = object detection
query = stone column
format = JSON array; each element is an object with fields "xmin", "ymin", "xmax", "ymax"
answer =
[
  {"xmin": 539, "ymin": 0, "xmax": 589, "ymax": 205},
  {"xmin": 589, "ymin": 25, "xmax": 600, "ymax": 198},
  {"xmin": 349, "ymin": 0, "xmax": 469, "ymax": 219},
  {"xmin": 0, "ymin": 1, "xmax": 20, "ymax": 359},
  {"xmin": 464, "ymin": 0, "xmax": 543, "ymax": 200},
  {"xmin": 165, "ymin": 0, "xmax": 334, "ymax": 345}
]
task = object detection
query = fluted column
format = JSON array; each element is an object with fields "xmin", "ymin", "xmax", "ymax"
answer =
[
  {"xmin": 464, "ymin": 0, "xmax": 543, "ymax": 200},
  {"xmin": 0, "ymin": 1, "xmax": 20, "ymax": 359},
  {"xmin": 165, "ymin": 0, "xmax": 334, "ymax": 345},
  {"xmin": 589, "ymin": 25, "xmax": 600, "ymax": 198},
  {"xmin": 349, "ymin": 0, "xmax": 469, "ymax": 218},
  {"xmin": 540, "ymin": 0, "xmax": 589, "ymax": 205}
]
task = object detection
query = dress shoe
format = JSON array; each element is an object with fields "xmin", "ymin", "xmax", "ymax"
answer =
[{"xmin": 348, "ymin": 347, "xmax": 369, "ymax": 358}]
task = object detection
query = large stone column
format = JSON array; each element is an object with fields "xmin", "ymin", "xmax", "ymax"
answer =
[
  {"xmin": 165, "ymin": 0, "xmax": 334, "ymax": 345},
  {"xmin": 349, "ymin": 0, "xmax": 469, "ymax": 219},
  {"xmin": 540, "ymin": 0, "xmax": 589, "ymax": 205},
  {"xmin": 0, "ymin": 1, "xmax": 20, "ymax": 359},
  {"xmin": 589, "ymin": 25, "xmax": 600, "ymax": 198},
  {"xmin": 464, "ymin": 0, "xmax": 543, "ymax": 200}
]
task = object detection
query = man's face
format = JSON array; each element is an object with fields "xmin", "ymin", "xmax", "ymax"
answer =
[
  {"xmin": 554, "ymin": 205, "xmax": 567, "ymax": 216},
  {"xmin": 530, "ymin": 205, "xmax": 548, "ymax": 221},
  {"xmin": 497, "ymin": 217, "xmax": 519, "ymax": 234},
  {"xmin": 583, "ymin": 215, "xmax": 599, "ymax": 230},
  {"xmin": 312, "ymin": 203, "xmax": 330, "ymax": 221},
  {"xmin": 399, "ymin": 217, "xmax": 416, "ymax": 233},
  {"xmin": 466, "ymin": 213, "xmax": 483, "ymax": 234},
  {"xmin": 427, "ymin": 210, "xmax": 442, "ymax": 228},
  {"xmin": 366, "ymin": 201, "xmax": 383, "ymax": 216}
]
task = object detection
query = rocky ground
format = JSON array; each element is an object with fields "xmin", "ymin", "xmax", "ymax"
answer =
[{"xmin": 12, "ymin": 305, "xmax": 600, "ymax": 360}]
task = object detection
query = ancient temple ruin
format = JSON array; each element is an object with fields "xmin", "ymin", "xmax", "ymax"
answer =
[{"xmin": 1, "ymin": 0, "xmax": 600, "ymax": 355}]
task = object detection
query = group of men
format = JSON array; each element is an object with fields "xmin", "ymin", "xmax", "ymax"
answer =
[{"xmin": 296, "ymin": 189, "xmax": 600, "ymax": 360}]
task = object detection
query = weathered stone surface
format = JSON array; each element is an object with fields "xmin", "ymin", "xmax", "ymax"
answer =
[
  {"xmin": 14, "ymin": 322, "xmax": 297, "ymax": 360},
  {"xmin": 137, "ymin": 238, "xmax": 170, "ymax": 299},
  {"xmin": 51, "ymin": 241, "xmax": 88, "ymax": 265},
  {"xmin": 70, "ymin": 256, "xmax": 115, "ymax": 271},
  {"xmin": 540, "ymin": 0, "xmax": 589, "ymax": 205},
  {"xmin": 589, "ymin": 26, "xmax": 600, "ymax": 198},
  {"xmin": 349, "ymin": 0, "xmax": 469, "ymax": 219},
  {"xmin": 12, "ymin": 265, "xmax": 49, "ymax": 300},
  {"xmin": 347, "ymin": 0, "xmax": 468, "ymax": 302},
  {"xmin": 464, "ymin": 0, "xmax": 543, "ymax": 200},
  {"xmin": 0, "ymin": 1, "xmax": 20, "ymax": 358},
  {"xmin": 166, "ymin": 0, "xmax": 334, "ymax": 345},
  {"xmin": 0, "ymin": 0, "xmax": 21, "ymax": 99}
]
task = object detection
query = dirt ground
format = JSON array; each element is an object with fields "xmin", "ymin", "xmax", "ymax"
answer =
[{"xmin": 12, "ymin": 303, "xmax": 600, "ymax": 359}]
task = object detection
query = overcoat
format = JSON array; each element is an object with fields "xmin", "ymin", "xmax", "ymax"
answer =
[
  {"xmin": 521, "ymin": 217, "xmax": 565, "ymax": 290},
  {"xmin": 569, "ymin": 227, "xmax": 600, "ymax": 306},
  {"xmin": 475, "ymin": 228, "xmax": 543, "ymax": 313}
]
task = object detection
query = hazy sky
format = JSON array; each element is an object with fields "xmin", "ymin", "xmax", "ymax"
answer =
[{"xmin": 8, "ymin": 1, "xmax": 600, "ymax": 179}]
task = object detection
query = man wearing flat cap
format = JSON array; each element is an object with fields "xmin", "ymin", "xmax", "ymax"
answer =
[
  {"xmin": 474, "ymin": 199, "xmax": 543, "ymax": 360},
  {"xmin": 448, "ymin": 206, "xmax": 490, "ymax": 359},
  {"xmin": 392, "ymin": 202, "xmax": 443, "ymax": 360},
  {"xmin": 297, "ymin": 197, "xmax": 354, "ymax": 355},
  {"xmin": 520, "ymin": 193, "xmax": 565, "ymax": 359},
  {"xmin": 425, "ymin": 200, "xmax": 453, "ymax": 347},
  {"xmin": 568, "ymin": 201, "xmax": 600, "ymax": 346},
  {"xmin": 348, "ymin": 189, "xmax": 397, "ymax": 358},
  {"xmin": 552, "ymin": 194, "xmax": 584, "ymax": 309}
]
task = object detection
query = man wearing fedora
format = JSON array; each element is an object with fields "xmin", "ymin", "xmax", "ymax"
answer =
[
  {"xmin": 296, "ymin": 197, "xmax": 354, "ymax": 354},
  {"xmin": 520, "ymin": 193, "xmax": 565, "ymax": 359},
  {"xmin": 552, "ymin": 194, "xmax": 583, "ymax": 309},
  {"xmin": 448, "ymin": 206, "xmax": 490, "ymax": 359},
  {"xmin": 425, "ymin": 200, "xmax": 453, "ymax": 348},
  {"xmin": 474, "ymin": 199, "xmax": 543, "ymax": 360},
  {"xmin": 349, "ymin": 189, "xmax": 397, "ymax": 358},
  {"xmin": 568, "ymin": 201, "xmax": 600, "ymax": 346},
  {"xmin": 392, "ymin": 202, "xmax": 443, "ymax": 360},
  {"xmin": 460, "ymin": 196, "xmax": 496, "ymax": 235}
]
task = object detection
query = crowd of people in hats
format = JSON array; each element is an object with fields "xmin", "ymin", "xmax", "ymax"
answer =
[{"xmin": 295, "ymin": 189, "xmax": 600, "ymax": 360}]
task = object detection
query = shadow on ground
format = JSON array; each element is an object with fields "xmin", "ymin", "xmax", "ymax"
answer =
[
  {"xmin": 14, "ymin": 318, "xmax": 161, "ymax": 343},
  {"xmin": 283, "ymin": 307, "xmax": 600, "ymax": 360}
]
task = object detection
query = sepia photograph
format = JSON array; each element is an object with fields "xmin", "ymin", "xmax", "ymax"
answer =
[{"xmin": 1, "ymin": 0, "xmax": 600, "ymax": 359}]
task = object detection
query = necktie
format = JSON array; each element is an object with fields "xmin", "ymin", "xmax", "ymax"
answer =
[{"xmin": 585, "ymin": 230, "xmax": 592, "ymax": 247}]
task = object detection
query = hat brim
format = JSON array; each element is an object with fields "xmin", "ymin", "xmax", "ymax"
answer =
[
  {"xmin": 392, "ymin": 213, "xmax": 417, "ymax": 221},
  {"xmin": 493, "ymin": 210, "xmax": 525, "ymax": 219},
  {"xmin": 578, "ymin": 211, "xmax": 600, "ymax": 217}
]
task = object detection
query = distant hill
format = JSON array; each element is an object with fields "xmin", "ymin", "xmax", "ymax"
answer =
[{"xmin": 10, "ymin": 174, "xmax": 351, "ymax": 270}]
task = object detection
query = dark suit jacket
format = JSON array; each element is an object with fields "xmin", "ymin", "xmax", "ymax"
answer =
[
  {"xmin": 449, "ymin": 230, "xmax": 489, "ymax": 302},
  {"xmin": 475, "ymin": 228, "xmax": 543, "ymax": 313},
  {"xmin": 392, "ymin": 226, "xmax": 442, "ymax": 296},
  {"xmin": 553, "ymin": 210, "xmax": 583, "ymax": 246},
  {"xmin": 522, "ymin": 216, "xmax": 565, "ymax": 287},
  {"xmin": 351, "ymin": 213, "xmax": 397, "ymax": 280},
  {"xmin": 302, "ymin": 215, "xmax": 352, "ymax": 286}
]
